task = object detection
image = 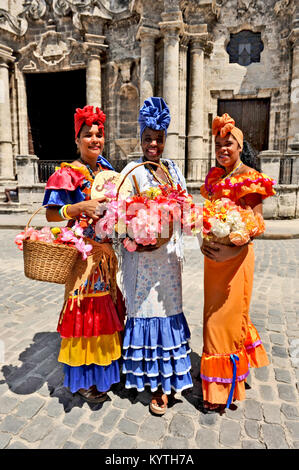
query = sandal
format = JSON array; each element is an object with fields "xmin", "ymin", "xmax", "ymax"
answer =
[
  {"xmin": 149, "ymin": 390, "xmax": 169, "ymax": 416},
  {"xmin": 77, "ymin": 385, "xmax": 108, "ymax": 404}
]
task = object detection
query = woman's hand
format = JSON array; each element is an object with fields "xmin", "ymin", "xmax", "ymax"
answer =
[
  {"xmin": 46, "ymin": 197, "xmax": 106, "ymax": 222},
  {"xmin": 201, "ymin": 239, "xmax": 245, "ymax": 262}
]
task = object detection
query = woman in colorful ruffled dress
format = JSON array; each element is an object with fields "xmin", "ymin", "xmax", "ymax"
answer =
[
  {"xmin": 200, "ymin": 113, "xmax": 276, "ymax": 411},
  {"xmin": 43, "ymin": 105, "xmax": 125, "ymax": 403},
  {"xmin": 120, "ymin": 97, "xmax": 193, "ymax": 415}
]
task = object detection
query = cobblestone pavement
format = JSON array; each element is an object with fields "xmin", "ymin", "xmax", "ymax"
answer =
[{"xmin": 0, "ymin": 230, "xmax": 298, "ymax": 450}]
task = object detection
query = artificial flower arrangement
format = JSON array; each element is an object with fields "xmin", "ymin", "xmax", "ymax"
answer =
[
  {"xmin": 95, "ymin": 181, "xmax": 202, "ymax": 252},
  {"xmin": 202, "ymin": 198, "xmax": 265, "ymax": 246},
  {"xmin": 14, "ymin": 221, "xmax": 93, "ymax": 260}
]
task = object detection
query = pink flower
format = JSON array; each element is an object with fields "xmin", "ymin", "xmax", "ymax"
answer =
[
  {"xmin": 72, "ymin": 221, "xmax": 84, "ymax": 238},
  {"xmin": 75, "ymin": 238, "xmax": 93, "ymax": 260},
  {"xmin": 60, "ymin": 227, "xmax": 78, "ymax": 244},
  {"xmin": 103, "ymin": 182, "xmax": 117, "ymax": 199},
  {"xmin": 123, "ymin": 237, "xmax": 137, "ymax": 252},
  {"xmin": 14, "ymin": 232, "xmax": 25, "ymax": 250}
]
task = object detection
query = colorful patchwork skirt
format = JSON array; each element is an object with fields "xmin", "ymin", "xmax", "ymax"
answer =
[{"xmin": 57, "ymin": 286, "xmax": 125, "ymax": 393}]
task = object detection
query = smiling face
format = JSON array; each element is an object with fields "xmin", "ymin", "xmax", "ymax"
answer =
[
  {"xmin": 141, "ymin": 128, "xmax": 165, "ymax": 162},
  {"xmin": 76, "ymin": 123, "xmax": 105, "ymax": 163},
  {"xmin": 215, "ymin": 133, "xmax": 242, "ymax": 172}
]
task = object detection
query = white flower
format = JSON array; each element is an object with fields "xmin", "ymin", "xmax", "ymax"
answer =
[{"xmin": 211, "ymin": 219, "xmax": 231, "ymax": 238}]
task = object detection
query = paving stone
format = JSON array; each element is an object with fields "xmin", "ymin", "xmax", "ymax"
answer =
[
  {"xmin": 138, "ymin": 415, "xmax": 166, "ymax": 442},
  {"xmin": 219, "ymin": 420, "xmax": 241, "ymax": 448},
  {"xmin": 169, "ymin": 414, "xmax": 195, "ymax": 439},
  {"xmin": 195, "ymin": 428, "xmax": 218, "ymax": 449},
  {"xmin": 259, "ymin": 385, "xmax": 275, "ymax": 401},
  {"xmin": 0, "ymin": 432, "xmax": 11, "ymax": 449},
  {"xmin": 38, "ymin": 425, "xmax": 72, "ymax": 449},
  {"xmin": 263, "ymin": 403, "xmax": 281, "ymax": 424},
  {"xmin": 72, "ymin": 423, "xmax": 95, "ymax": 441},
  {"xmin": 81, "ymin": 433, "xmax": 107, "ymax": 449},
  {"xmin": 242, "ymin": 440, "xmax": 266, "ymax": 449},
  {"xmin": 272, "ymin": 346, "xmax": 289, "ymax": 358},
  {"xmin": 15, "ymin": 396, "xmax": 45, "ymax": 418},
  {"xmin": 124, "ymin": 401, "xmax": 148, "ymax": 423},
  {"xmin": 162, "ymin": 436, "xmax": 189, "ymax": 449},
  {"xmin": 99, "ymin": 408, "xmax": 122, "ymax": 433},
  {"xmin": 244, "ymin": 420, "xmax": 260, "ymax": 439},
  {"xmin": 262, "ymin": 423, "xmax": 289, "ymax": 449},
  {"xmin": 199, "ymin": 411, "xmax": 219, "ymax": 426},
  {"xmin": 274, "ymin": 368, "xmax": 292, "ymax": 383},
  {"xmin": 280, "ymin": 403, "xmax": 299, "ymax": 420},
  {"xmin": 254, "ymin": 366, "xmax": 270, "ymax": 382},
  {"xmin": 0, "ymin": 415, "xmax": 26, "ymax": 434},
  {"xmin": 0, "ymin": 395, "xmax": 19, "ymax": 414},
  {"xmin": 285, "ymin": 421, "xmax": 299, "ymax": 440},
  {"xmin": 20, "ymin": 415, "xmax": 53, "ymax": 442},
  {"xmin": 63, "ymin": 407, "xmax": 85, "ymax": 427},
  {"xmin": 118, "ymin": 418, "xmax": 139, "ymax": 436},
  {"xmin": 7, "ymin": 441, "xmax": 29, "ymax": 449},
  {"xmin": 62, "ymin": 441, "xmax": 81, "ymax": 449},
  {"xmin": 277, "ymin": 384, "xmax": 297, "ymax": 402},
  {"xmin": 108, "ymin": 432, "xmax": 137, "ymax": 449},
  {"xmin": 244, "ymin": 400, "xmax": 263, "ymax": 421}
]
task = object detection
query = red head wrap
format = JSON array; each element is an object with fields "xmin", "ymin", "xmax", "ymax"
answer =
[
  {"xmin": 74, "ymin": 105, "xmax": 106, "ymax": 139},
  {"xmin": 212, "ymin": 113, "xmax": 243, "ymax": 150}
]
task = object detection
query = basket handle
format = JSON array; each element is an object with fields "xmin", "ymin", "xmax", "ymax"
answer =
[
  {"xmin": 25, "ymin": 205, "xmax": 49, "ymax": 231},
  {"xmin": 116, "ymin": 161, "xmax": 173, "ymax": 200}
]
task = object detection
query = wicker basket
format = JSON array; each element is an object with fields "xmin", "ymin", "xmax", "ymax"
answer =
[
  {"xmin": 116, "ymin": 161, "xmax": 174, "ymax": 250},
  {"xmin": 23, "ymin": 206, "xmax": 79, "ymax": 284}
]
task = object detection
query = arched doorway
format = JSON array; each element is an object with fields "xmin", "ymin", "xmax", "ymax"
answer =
[{"xmin": 26, "ymin": 69, "xmax": 86, "ymax": 181}]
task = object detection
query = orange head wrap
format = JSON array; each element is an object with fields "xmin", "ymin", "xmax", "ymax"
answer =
[
  {"xmin": 212, "ymin": 113, "xmax": 243, "ymax": 150},
  {"xmin": 74, "ymin": 105, "xmax": 106, "ymax": 139}
]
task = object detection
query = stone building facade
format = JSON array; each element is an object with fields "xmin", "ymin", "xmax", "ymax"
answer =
[{"xmin": 0, "ymin": 0, "xmax": 298, "ymax": 217}]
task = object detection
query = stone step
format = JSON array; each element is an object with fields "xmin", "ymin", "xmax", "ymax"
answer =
[{"xmin": 0, "ymin": 203, "xmax": 29, "ymax": 215}]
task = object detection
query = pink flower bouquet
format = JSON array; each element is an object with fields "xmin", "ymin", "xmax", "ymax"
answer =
[
  {"xmin": 95, "ymin": 182, "xmax": 202, "ymax": 252},
  {"xmin": 15, "ymin": 221, "xmax": 93, "ymax": 260}
]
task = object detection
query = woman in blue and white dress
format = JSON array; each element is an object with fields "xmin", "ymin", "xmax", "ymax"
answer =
[{"xmin": 120, "ymin": 97, "xmax": 193, "ymax": 415}]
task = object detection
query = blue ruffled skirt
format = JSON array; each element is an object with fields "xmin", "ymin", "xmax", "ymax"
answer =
[
  {"xmin": 63, "ymin": 361, "xmax": 120, "ymax": 393},
  {"xmin": 122, "ymin": 313, "xmax": 193, "ymax": 394}
]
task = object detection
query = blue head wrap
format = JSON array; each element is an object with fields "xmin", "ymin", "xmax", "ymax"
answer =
[{"xmin": 138, "ymin": 97, "xmax": 171, "ymax": 139}]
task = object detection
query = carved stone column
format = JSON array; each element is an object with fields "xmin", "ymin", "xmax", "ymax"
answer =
[
  {"xmin": 85, "ymin": 35, "xmax": 107, "ymax": 109},
  {"xmin": 0, "ymin": 45, "xmax": 15, "ymax": 181},
  {"xmin": 288, "ymin": 27, "xmax": 299, "ymax": 147},
  {"xmin": 159, "ymin": 12, "xmax": 184, "ymax": 168},
  {"xmin": 137, "ymin": 26, "xmax": 159, "ymax": 106},
  {"xmin": 187, "ymin": 36, "xmax": 206, "ymax": 181},
  {"xmin": 15, "ymin": 66, "xmax": 29, "ymax": 155}
]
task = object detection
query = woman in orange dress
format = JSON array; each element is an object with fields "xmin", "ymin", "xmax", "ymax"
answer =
[{"xmin": 200, "ymin": 113, "xmax": 276, "ymax": 411}]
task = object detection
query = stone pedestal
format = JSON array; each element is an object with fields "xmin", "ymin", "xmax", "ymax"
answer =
[
  {"xmin": 0, "ymin": 45, "xmax": 15, "ymax": 182},
  {"xmin": 258, "ymin": 150, "xmax": 282, "ymax": 183}
]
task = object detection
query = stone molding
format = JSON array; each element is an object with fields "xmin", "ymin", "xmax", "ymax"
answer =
[{"xmin": 0, "ymin": 44, "xmax": 15, "ymax": 65}]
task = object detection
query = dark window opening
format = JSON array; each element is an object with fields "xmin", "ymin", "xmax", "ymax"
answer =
[{"xmin": 226, "ymin": 30, "xmax": 264, "ymax": 66}]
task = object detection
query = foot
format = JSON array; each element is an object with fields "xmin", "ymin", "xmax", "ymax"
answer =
[
  {"xmin": 150, "ymin": 390, "xmax": 168, "ymax": 415},
  {"xmin": 77, "ymin": 385, "xmax": 108, "ymax": 404},
  {"xmin": 203, "ymin": 400, "xmax": 226, "ymax": 412}
]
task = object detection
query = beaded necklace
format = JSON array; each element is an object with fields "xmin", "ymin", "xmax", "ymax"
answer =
[
  {"xmin": 221, "ymin": 160, "xmax": 243, "ymax": 181},
  {"xmin": 144, "ymin": 158, "xmax": 175, "ymax": 187}
]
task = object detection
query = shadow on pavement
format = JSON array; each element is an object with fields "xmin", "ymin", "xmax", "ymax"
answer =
[{"xmin": 1, "ymin": 334, "xmax": 205, "ymax": 413}]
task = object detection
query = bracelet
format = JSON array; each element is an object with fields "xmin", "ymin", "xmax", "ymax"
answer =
[{"xmin": 59, "ymin": 204, "xmax": 73, "ymax": 220}]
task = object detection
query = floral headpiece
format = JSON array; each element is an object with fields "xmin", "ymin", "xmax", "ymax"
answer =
[
  {"xmin": 138, "ymin": 97, "xmax": 171, "ymax": 139},
  {"xmin": 212, "ymin": 113, "xmax": 243, "ymax": 150},
  {"xmin": 74, "ymin": 105, "xmax": 106, "ymax": 139}
]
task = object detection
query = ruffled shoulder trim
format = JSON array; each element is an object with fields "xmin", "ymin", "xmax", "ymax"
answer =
[
  {"xmin": 201, "ymin": 167, "xmax": 276, "ymax": 201},
  {"xmin": 45, "ymin": 162, "xmax": 90, "ymax": 191}
]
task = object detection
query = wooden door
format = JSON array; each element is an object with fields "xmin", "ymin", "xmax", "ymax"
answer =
[{"xmin": 217, "ymin": 98, "xmax": 270, "ymax": 154}]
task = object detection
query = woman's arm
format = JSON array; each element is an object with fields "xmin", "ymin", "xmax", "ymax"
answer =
[
  {"xmin": 201, "ymin": 193, "xmax": 263, "ymax": 262},
  {"xmin": 46, "ymin": 198, "xmax": 106, "ymax": 222}
]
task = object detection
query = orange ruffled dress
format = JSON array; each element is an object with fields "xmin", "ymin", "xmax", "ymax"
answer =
[{"xmin": 200, "ymin": 167, "xmax": 276, "ymax": 405}]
